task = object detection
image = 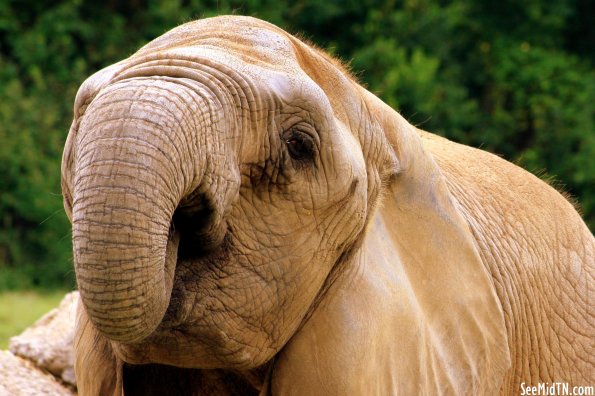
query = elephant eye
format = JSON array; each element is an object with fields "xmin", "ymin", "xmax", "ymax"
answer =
[{"xmin": 284, "ymin": 129, "xmax": 315, "ymax": 162}]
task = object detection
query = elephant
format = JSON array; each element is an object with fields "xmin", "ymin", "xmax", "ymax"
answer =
[{"xmin": 61, "ymin": 15, "xmax": 594, "ymax": 395}]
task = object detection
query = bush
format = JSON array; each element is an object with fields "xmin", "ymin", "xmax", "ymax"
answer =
[{"xmin": 0, "ymin": 0, "xmax": 592, "ymax": 290}]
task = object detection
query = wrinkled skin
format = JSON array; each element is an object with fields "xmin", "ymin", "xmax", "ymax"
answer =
[{"xmin": 62, "ymin": 16, "xmax": 594, "ymax": 395}]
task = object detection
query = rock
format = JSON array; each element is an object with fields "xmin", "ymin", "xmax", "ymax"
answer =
[
  {"xmin": 9, "ymin": 292, "xmax": 78, "ymax": 387},
  {"xmin": 0, "ymin": 349, "xmax": 75, "ymax": 395}
]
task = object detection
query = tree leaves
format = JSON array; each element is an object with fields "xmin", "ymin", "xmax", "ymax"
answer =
[{"xmin": 0, "ymin": 0, "xmax": 592, "ymax": 289}]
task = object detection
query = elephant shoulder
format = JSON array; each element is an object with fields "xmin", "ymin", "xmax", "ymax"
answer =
[
  {"xmin": 419, "ymin": 130, "xmax": 593, "ymax": 271},
  {"xmin": 419, "ymin": 130, "xmax": 589, "ymax": 242},
  {"xmin": 419, "ymin": 130, "xmax": 595, "ymax": 388}
]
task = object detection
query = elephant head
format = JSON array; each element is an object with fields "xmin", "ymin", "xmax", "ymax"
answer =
[
  {"xmin": 62, "ymin": 15, "xmax": 384, "ymax": 367},
  {"xmin": 63, "ymin": 16, "xmax": 511, "ymax": 394}
]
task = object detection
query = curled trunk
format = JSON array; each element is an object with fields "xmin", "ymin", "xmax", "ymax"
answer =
[{"xmin": 71, "ymin": 79, "xmax": 203, "ymax": 343}]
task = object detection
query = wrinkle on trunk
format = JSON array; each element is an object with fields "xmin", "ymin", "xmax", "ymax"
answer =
[{"xmin": 71, "ymin": 78, "xmax": 207, "ymax": 343}]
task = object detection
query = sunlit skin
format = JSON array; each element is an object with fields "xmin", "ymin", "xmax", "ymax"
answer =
[{"xmin": 62, "ymin": 16, "xmax": 594, "ymax": 395}]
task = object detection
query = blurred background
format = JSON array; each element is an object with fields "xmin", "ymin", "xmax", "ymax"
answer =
[{"xmin": 0, "ymin": 0, "xmax": 593, "ymax": 345}]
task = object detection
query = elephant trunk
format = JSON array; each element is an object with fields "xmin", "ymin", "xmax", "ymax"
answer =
[{"xmin": 71, "ymin": 78, "xmax": 211, "ymax": 343}]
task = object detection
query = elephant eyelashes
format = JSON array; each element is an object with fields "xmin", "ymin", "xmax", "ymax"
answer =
[{"xmin": 283, "ymin": 129, "xmax": 315, "ymax": 163}]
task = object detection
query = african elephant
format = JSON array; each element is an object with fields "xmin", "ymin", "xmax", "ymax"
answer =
[{"xmin": 61, "ymin": 15, "xmax": 594, "ymax": 395}]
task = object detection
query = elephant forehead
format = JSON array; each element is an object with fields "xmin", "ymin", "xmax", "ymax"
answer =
[
  {"xmin": 130, "ymin": 41, "xmax": 330, "ymax": 113},
  {"xmin": 138, "ymin": 16, "xmax": 299, "ymax": 72}
]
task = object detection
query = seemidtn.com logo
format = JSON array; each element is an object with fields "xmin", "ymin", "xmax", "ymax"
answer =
[{"xmin": 521, "ymin": 382, "xmax": 594, "ymax": 396}]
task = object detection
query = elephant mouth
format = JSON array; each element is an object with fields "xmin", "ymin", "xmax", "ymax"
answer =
[
  {"xmin": 100, "ymin": 187, "xmax": 239, "ymax": 366},
  {"xmin": 164, "ymin": 235, "xmax": 226, "ymax": 322},
  {"xmin": 147, "ymin": 222, "xmax": 235, "ymax": 332},
  {"xmin": 150, "ymin": 186, "xmax": 234, "ymax": 330},
  {"xmin": 109, "ymin": 224, "xmax": 278, "ymax": 370},
  {"xmin": 110, "ymin": 240, "xmax": 233, "ymax": 366}
]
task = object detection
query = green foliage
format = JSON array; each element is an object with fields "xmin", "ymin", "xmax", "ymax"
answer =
[{"xmin": 0, "ymin": 0, "xmax": 593, "ymax": 289}]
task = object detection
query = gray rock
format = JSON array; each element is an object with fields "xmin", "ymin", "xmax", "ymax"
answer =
[{"xmin": 0, "ymin": 348, "xmax": 75, "ymax": 395}]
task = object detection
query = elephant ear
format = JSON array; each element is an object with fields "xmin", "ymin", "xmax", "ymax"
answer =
[
  {"xmin": 270, "ymin": 94, "xmax": 511, "ymax": 394},
  {"xmin": 61, "ymin": 61, "xmax": 127, "ymax": 220},
  {"xmin": 376, "ymin": 107, "xmax": 512, "ymax": 392}
]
